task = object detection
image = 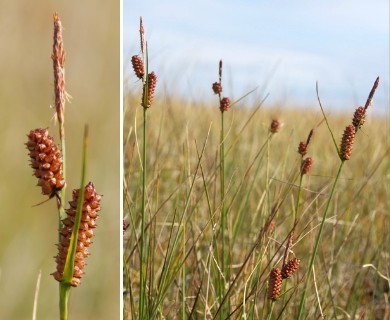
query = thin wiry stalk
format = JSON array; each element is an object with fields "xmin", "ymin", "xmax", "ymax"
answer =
[{"xmin": 297, "ymin": 161, "xmax": 345, "ymax": 319}]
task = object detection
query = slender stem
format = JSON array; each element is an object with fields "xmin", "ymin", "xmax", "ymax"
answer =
[
  {"xmin": 59, "ymin": 283, "xmax": 71, "ymax": 320},
  {"xmin": 297, "ymin": 161, "xmax": 345, "ymax": 319},
  {"xmin": 139, "ymin": 106, "xmax": 147, "ymax": 318},
  {"xmin": 267, "ymin": 301, "xmax": 275, "ymax": 320}
]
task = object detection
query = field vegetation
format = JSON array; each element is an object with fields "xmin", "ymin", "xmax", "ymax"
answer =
[{"xmin": 124, "ymin": 61, "xmax": 389, "ymax": 319}]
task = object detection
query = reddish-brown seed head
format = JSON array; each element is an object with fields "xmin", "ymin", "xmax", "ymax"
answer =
[
  {"xmin": 212, "ymin": 82, "xmax": 223, "ymax": 95},
  {"xmin": 220, "ymin": 97, "xmax": 231, "ymax": 112},
  {"xmin": 352, "ymin": 106, "xmax": 366, "ymax": 131},
  {"xmin": 131, "ymin": 55, "xmax": 145, "ymax": 79},
  {"xmin": 142, "ymin": 72, "xmax": 157, "ymax": 108},
  {"xmin": 339, "ymin": 124, "xmax": 355, "ymax": 161},
  {"xmin": 270, "ymin": 119, "xmax": 282, "ymax": 133},
  {"xmin": 301, "ymin": 157, "xmax": 313, "ymax": 175},
  {"xmin": 268, "ymin": 267, "xmax": 282, "ymax": 301},
  {"xmin": 282, "ymin": 258, "xmax": 300, "ymax": 279}
]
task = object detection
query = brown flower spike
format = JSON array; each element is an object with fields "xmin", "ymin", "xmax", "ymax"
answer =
[
  {"xmin": 52, "ymin": 182, "xmax": 102, "ymax": 287},
  {"xmin": 282, "ymin": 258, "xmax": 300, "ymax": 279},
  {"xmin": 339, "ymin": 124, "xmax": 355, "ymax": 161},
  {"xmin": 301, "ymin": 157, "xmax": 314, "ymax": 175},
  {"xmin": 268, "ymin": 267, "xmax": 282, "ymax": 301},
  {"xmin": 52, "ymin": 13, "xmax": 66, "ymax": 138},
  {"xmin": 212, "ymin": 82, "xmax": 223, "ymax": 95},
  {"xmin": 352, "ymin": 106, "xmax": 366, "ymax": 131},
  {"xmin": 26, "ymin": 128, "xmax": 65, "ymax": 197},
  {"xmin": 131, "ymin": 55, "xmax": 145, "ymax": 79},
  {"xmin": 270, "ymin": 119, "xmax": 282, "ymax": 133},
  {"xmin": 220, "ymin": 97, "xmax": 231, "ymax": 112},
  {"xmin": 142, "ymin": 72, "xmax": 157, "ymax": 108}
]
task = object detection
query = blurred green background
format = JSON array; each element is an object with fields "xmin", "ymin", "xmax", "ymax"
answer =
[{"xmin": 0, "ymin": 1, "xmax": 119, "ymax": 319}]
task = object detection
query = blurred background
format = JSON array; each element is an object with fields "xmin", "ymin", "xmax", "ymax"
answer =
[
  {"xmin": 124, "ymin": 0, "xmax": 389, "ymax": 115},
  {"xmin": 0, "ymin": 1, "xmax": 119, "ymax": 319}
]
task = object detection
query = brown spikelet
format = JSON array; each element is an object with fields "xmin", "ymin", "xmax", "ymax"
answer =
[
  {"xmin": 52, "ymin": 182, "xmax": 102, "ymax": 287},
  {"xmin": 142, "ymin": 72, "xmax": 157, "ymax": 108},
  {"xmin": 268, "ymin": 267, "xmax": 282, "ymax": 301},
  {"xmin": 352, "ymin": 106, "xmax": 366, "ymax": 131},
  {"xmin": 220, "ymin": 97, "xmax": 230, "ymax": 112},
  {"xmin": 364, "ymin": 76, "xmax": 379, "ymax": 110},
  {"xmin": 339, "ymin": 124, "xmax": 355, "ymax": 161},
  {"xmin": 212, "ymin": 82, "xmax": 223, "ymax": 95},
  {"xmin": 52, "ymin": 13, "xmax": 66, "ymax": 138},
  {"xmin": 26, "ymin": 128, "xmax": 65, "ymax": 197},
  {"xmin": 301, "ymin": 157, "xmax": 313, "ymax": 175},
  {"xmin": 298, "ymin": 142, "xmax": 308, "ymax": 156},
  {"xmin": 131, "ymin": 55, "xmax": 145, "ymax": 79},
  {"xmin": 270, "ymin": 119, "xmax": 282, "ymax": 133},
  {"xmin": 282, "ymin": 258, "xmax": 300, "ymax": 279}
]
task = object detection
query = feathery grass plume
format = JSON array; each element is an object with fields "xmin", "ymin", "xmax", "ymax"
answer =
[
  {"xmin": 301, "ymin": 157, "xmax": 313, "ymax": 175},
  {"xmin": 52, "ymin": 182, "xmax": 101, "ymax": 287},
  {"xmin": 268, "ymin": 267, "xmax": 282, "ymax": 301},
  {"xmin": 142, "ymin": 71, "xmax": 157, "ymax": 108},
  {"xmin": 282, "ymin": 258, "xmax": 300, "ymax": 279},
  {"xmin": 131, "ymin": 55, "xmax": 145, "ymax": 79},
  {"xmin": 219, "ymin": 96, "xmax": 231, "ymax": 112},
  {"xmin": 339, "ymin": 124, "xmax": 355, "ymax": 161},
  {"xmin": 270, "ymin": 119, "xmax": 282, "ymax": 133},
  {"xmin": 26, "ymin": 128, "xmax": 65, "ymax": 197},
  {"xmin": 52, "ymin": 13, "xmax": 66, "ymax": 138}
]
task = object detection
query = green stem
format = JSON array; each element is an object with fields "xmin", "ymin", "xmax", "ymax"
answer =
[
  {"xmin": 59, "ymin": 282, "xmax": 70, "ymax": 320},
  {"xmin": 139, "ymin": 106, "xmax": 147, "ymax": 318},
  {"xmin": 297, "ymin": 161, "xmax": 345, "ymax": 319}
]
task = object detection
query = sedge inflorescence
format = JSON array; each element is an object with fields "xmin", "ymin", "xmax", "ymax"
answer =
[
  {"xmin": 339, "ymin": 124, "xmax": 355, "ymax": 161},
  {"xmin": 268, "ymin": 267, "xmax": 282, "ymax": 301},
  {"xmin": 26, "ymin": 128, "xmax": 65, "ymax": 197},
  {"xmin": 52, "ymin": 182, "xmax": 102, "ymax": 287}
]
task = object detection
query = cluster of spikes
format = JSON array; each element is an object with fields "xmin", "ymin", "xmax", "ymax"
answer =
[
  {"xmin": 52, "ymin": 182, "xmax": 102, "ymax": 287},
  {"xmin": 130, "ymin": 20, "xmax": 157, "ymax": 108},
  {"xmin": 26, "ymin": 128, "xmax": 65, "ymax": 197},
  {"xmin": 298, "ymin": 129, "xmax": 314, "ymax": 176},
  {"xmin": 212, "ymin": 60, "xmax": 231, "ymax": 112},
  {"xmin": 268, "ymin": 231, "xmax": 300, "ymax": 301},
  {"xmin": 339, "ymin": 77, "xmax": 379, "ymax": 161}
]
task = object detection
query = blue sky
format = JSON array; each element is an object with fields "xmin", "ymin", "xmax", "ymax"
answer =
[{"xmin": 124, "ymin": 1, "xmax": 389, "ymax": 114}]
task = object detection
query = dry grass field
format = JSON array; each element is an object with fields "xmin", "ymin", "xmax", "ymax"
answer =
[{"xmin": 124, "ymin": 78, "xmax": 389, "ymax": 319}]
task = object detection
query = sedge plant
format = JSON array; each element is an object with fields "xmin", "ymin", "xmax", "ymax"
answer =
[{"xmin": 26, "ymin": 13, "xmax": 102, "ymax": 320}]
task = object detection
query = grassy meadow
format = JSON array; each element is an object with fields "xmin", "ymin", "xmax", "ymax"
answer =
[
  {"xmin": 124, "ymin": 76, "xmax": 389, "ymax": 319},
  {"xmin": 0, "ymin": 2, "xmax": 119, "ymax": 319}
]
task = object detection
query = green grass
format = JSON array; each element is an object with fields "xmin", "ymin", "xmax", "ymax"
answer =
[{"xmin": 124, "ymin": 83, "xmax": 389, "ymax": 319}]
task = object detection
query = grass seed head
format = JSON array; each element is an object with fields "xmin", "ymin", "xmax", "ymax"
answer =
[
  {"xmin": 268, "ymin": 267, "xmax": 282, "ymax": 301},
  {"xmin": 212, "ymin": 82, "xmax": 223, "ymax": 95},
  {"xmin": 298, "ymin": 142, "xmax": 308, "ymax": 156},
  {"xmin": 52, "ymin": 182, "xmax": 102, "ymax": 287},
  {"xmin": 352, "ymin": 106, "xmax": 366, "ymax": 131},
  {"xmin": 220, "ymin": 97, "xmax": 231, "ymax": 112},
  {"xmin": 339, "ymin": 124, "xmax": 355, "ymax": 161},
  {"xmin": 270, "ymin": 119, "xmax": 282, "ymax": 133},
  {"xmin": 282, "ymin": 258, "xmax": 300, "ymax": 279},
  {"xmin": 26, "ymin": 128, "xmax": 65, "ymax": 197},
  {"xmin": 301, "ymin": 157, "xmax": 313, "ymax": 175},
  {"xmin": 142, "ymin": 72, "xmax": 157, "ymax": 108},
  {"xmin": 131, "ymin": 55, "xmax": 145, "ymax": 79}
]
